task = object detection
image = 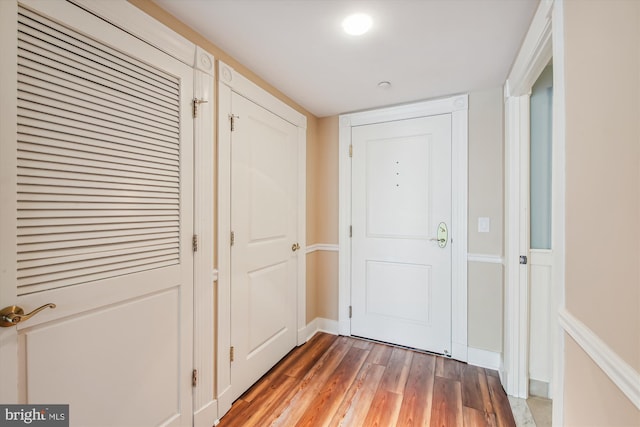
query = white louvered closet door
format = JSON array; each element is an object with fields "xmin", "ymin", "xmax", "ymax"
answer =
[{"xmin": 0, "ymin": 2, "xmax": 194, "ymax": 426}]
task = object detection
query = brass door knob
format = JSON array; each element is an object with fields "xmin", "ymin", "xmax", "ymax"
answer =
[
  {"xmin": 0, "ymin": 303, "xmax": 56, "ymax": 327},
  {"xmin": 291, "ymin": 243, "xmax": 301, "ymax": 252}
]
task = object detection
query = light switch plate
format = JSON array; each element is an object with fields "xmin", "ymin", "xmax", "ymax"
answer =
[{"xmin": 478, "ymin": 217, "xmax": 490, "ymax": 233}]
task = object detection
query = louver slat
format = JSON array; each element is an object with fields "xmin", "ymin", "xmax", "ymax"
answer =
[
  {"xmin": 18, "ymin": 77, "xmax": 179, "ymax": 132},
  {"xmin": 18, "ymin": 117, "xmax": 179, "ymax": 154},
  {"xmin": 19, "ymin": 86, "xmax": 179, "ymax": 139},
  {"xmin": 19, "ymin": 63, "xmax": 178, "ymax": 122},
  {"xmin": 17, "ymin": 10, "xmax": 179, "ymax": 97},
  {"xmin": 17, "ymin": 238, "xmax": 179, "ymax": 262},
  {"xmin": 16, "ymin": 7, "xmax": 183, "ymax": 296}
]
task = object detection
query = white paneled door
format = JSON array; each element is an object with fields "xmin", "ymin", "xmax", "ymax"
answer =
[
  {"xmin": 351, "ymin": 114, "xmax": 453, "ymax": 354},
  {"xmin": 0, "ymin": 2, "xmax": 194, "ymax": 426},
  {"xmin": 230, "ymin": 93, "xmax": 299, "ymax": 400}
]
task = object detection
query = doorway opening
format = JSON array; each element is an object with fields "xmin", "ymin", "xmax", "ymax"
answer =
[{"xmin": 527, "ymin": 62, "xmax": 554, "ymax": 426}]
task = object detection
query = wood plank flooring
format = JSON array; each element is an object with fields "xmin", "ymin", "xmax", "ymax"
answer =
[{"xmin": 218, "ymin": 333, "xmax": 516, "ymax": 427}]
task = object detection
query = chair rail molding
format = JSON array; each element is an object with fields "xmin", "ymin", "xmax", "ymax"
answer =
[
  {"xmin": 306, "ymin": 243, "xmax": 339, "ymax": 254},
  {"xmin": 559, "ymin": 309, "xmax": 640, "ymax": 410}
]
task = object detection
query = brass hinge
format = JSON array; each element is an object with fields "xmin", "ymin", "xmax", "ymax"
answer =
[
  {"xmin": 230, "ymin": 231, "xmax": 235, "ymax": 246},
  {"xmin": 229, "ymin": 114, "xmax": 239, "ymax": 131},
  {"xmin": 192, "ymin": 234, "xmax": 198, "ymax": 252},
  {"xmin": 192, "ymin": 369, "xmax": 198, "ymax": 387},
  {"xmin": 349, "ymin": 225, "xmax": 352, "ymax": 238},
  {"xmin": 349, "ymin": 306, "xmax": 352, "ymax": 318},
  {"xmin": 349, "ymin": 144, "xmax": 353, "ymax": 157},
  {"xmin": 230, "ymin": 346, "xmax": 235, "ymax": 362},
  {"xmin": 192, "ymin": 98, "xmax": 208, "ymax": 118}
]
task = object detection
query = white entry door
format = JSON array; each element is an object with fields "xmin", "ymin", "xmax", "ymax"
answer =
[
  {"xmin": 0, "ymin": 2, "xmax": 194, "ymax": 426},
  {"xmin": 230, "ymin": 93, "xmax": 299, "ymax": 400},
  {"xmin": 351, "ymin": 114, "xmax": 452, "ymax": 354}
]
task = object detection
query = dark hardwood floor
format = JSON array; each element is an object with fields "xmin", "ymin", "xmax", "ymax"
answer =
[{"xmin": 218, "ymin": 333, "xmax": 516, "ymax": 427}]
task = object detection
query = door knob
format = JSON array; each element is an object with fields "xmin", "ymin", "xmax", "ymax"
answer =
[
  {"xmin": 291, "ymin": 243, "xmax": 301, "ymax": 252},
  {"xmin": 0, "ymin": 303, "xmax": 56, "ymax": 327}
]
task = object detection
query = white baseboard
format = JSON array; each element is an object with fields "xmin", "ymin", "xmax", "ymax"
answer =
[
  {"xmin": 529, "ymin": 379, "xmax": 550, "ymax": 398},
  {"xmin": 316, "ymin": 318, "xmax": 339, "ymax": 335},
  {"xmin": 468, "ymin": 346, "xmax": 501, "ymax": 371},
  {"xmin": 300, "ymin": 317, "xmax": 340, "ymax": 344},
  {"xmin": 299, "ymin": 318, "xmax": 319, "ymax": 343},
  {"xmin": 559, "ymin": 308, "xmax": 640, "ymax": 410}
]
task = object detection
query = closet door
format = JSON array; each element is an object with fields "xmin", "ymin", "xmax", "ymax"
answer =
[
  {"xmin": 229, "ymin": 93, "xmax": 299, "ymax": 401},
  {"xmin": 0, "ymin": 2, "xmax": 194, "ymax": 425}
]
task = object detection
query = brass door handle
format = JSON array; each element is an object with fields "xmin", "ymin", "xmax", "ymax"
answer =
[
  {"xmin": 291, "ymin": 243, "xmax": 301, "ymax": 252},
  {"xmin": 0, "ymin": 303, "xmax": 56, "ymax": 327}
]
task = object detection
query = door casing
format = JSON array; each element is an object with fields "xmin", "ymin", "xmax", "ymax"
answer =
[{"xmin": 338, "ymin": 95, "xmax": 469, "ymax": 362}]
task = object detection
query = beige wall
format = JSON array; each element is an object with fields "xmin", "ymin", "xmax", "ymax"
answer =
[
  {"xmin": 468, "ymin": 88, "xmax": 504, "ymax": 256},
  {"xmin": 306, "ymin": 116, "xmax": 339, "ymax": 322},
  {"xmin": 563, "ymin": 0, "xmax": 640, "ymax": 423},
  {"xmin": 564, "ymin": 0, "xmax": 640, "ymax": 369},
  {"xmin": 468, "ymin": 262, "xmax": 503, "ymax": 352},
  {"xmin": 315, "ymin": 117, "xmax": 340, "ymax": 244},
  {"xmin": 564, "ymin": 337, "xmax": 639, "ymax": 426},
  {"xmin": 467, "ymin": 87, "xmax": 505, "ymax": 352}
]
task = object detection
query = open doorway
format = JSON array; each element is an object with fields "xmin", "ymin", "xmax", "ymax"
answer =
[
  {"xmin": 527, "ymin": 63, "xmax": 554, "ymax": 426},
  {"xmin": 503, "ymin": 1, "xmax": 566, "ymax": 426}
]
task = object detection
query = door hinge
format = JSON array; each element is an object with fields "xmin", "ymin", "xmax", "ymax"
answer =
[
  {"xmin": 349, "ymin": 144, "xmax": 353, "ymax": 157},
  {"xmin": 230, "ymin": 231, "xmax": 235, "ymax": 246},
  {"xmin": 192, "ymin": 234, "xmax": 198, "ymax": 252},
  {"xmin": 349, "ymin": 225, "xmax": 352, "ymax": 238},
  {"xmin": 349, "ymin": 306, "xmax": 352, "ymax": 318},
  {"xmin": 229, "ymin": 114, "xmax": 239, "ymax": 131},
  {"xmin": 192, "ymin": 369, "xmax": 198, "ymax": 387},
  {"xmin": 192, "ymin": 98, "xmax": 208, "ymax": 118},
  {"xmin": 230, "ymin": 346, "xmax": 235, "ymax": 362}
]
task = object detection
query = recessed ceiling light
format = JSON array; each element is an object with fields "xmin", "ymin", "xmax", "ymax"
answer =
[{"xmin": 342, "ymin": 13, "xmax": 372, "ymax": 36}]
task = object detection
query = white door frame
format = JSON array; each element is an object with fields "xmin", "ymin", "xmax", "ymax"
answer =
[
  {"xmin": 338, "ymin": 95, "xmax": 469, "ymax": 361},
  {"xmin": 0, "ymin": 1, "xmax": 217, "ymax": 425},
  {"xmin": 216, "ymin": 60, "xmax": 307, "ymax": 416},
  {"xmin": 503, "ymin": 0, "xmax": 566, "ymax": 424}
]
